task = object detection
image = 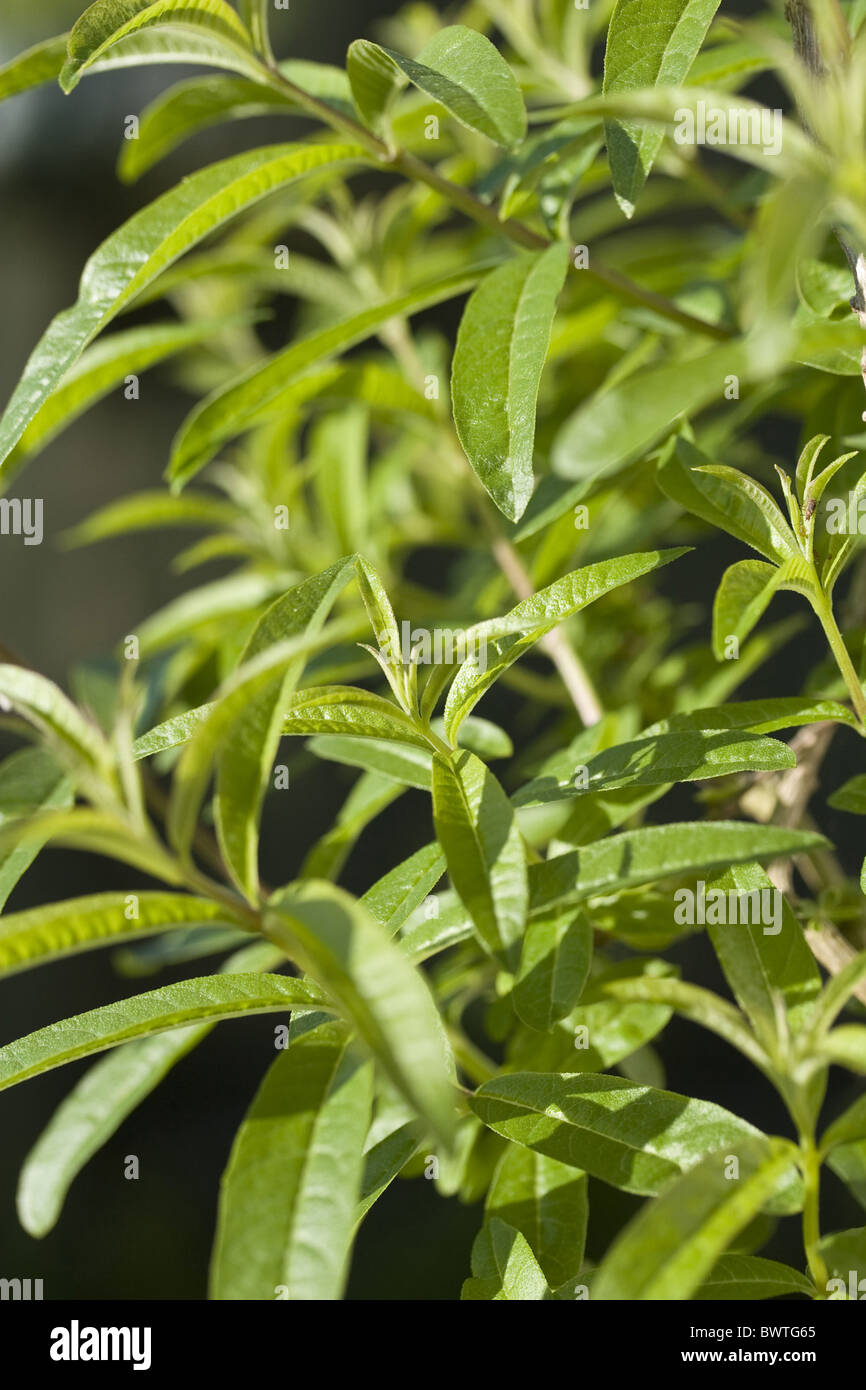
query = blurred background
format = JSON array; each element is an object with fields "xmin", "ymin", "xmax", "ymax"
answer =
[{"xmin": 0, "ymin": 0, "xmax": 862, "ymax": 1300}]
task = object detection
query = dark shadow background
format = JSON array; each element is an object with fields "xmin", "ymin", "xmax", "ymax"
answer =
[{"xmin": 0, "ymin": 0, "xmax": 862, "ymax": 1300}]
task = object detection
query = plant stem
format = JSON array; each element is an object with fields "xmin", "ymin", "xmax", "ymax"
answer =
[
  {"xmin": 801, "ymin": 1138, "xmax": 829, "ymax": 1292},
  {"xmin": 811, "ymin": 593, "xmax": 866, "ymax": 731},
  {"xmin": 264, "ymin": 65, "xmax": 731, "ymax": 341},
  {"xmin": 487, "ymin": 530, "xmax": 603, "ymax": 725}
]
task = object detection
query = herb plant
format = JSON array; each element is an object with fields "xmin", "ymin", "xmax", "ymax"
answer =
[{"xmin": 2, "ymin": 0, "xmax": 866, "ymax": 1302}]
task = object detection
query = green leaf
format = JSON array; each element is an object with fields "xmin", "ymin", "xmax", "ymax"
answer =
[
  {"xmin": 60, "ymin": 0, "xmax": 263, "ymax": 92},
  {"xmin": 0, "ymin": 665, "xmax": 111, "ymax": 784},
  {"xmin": 822, "ymin": 1092, "xmax": 866, "ymax": 1152},
  {"xmin": 805, "ymin": 950, "xmax": 866, "ymax": 1038},
  {"xmin": 0, "ymin": 34, "xmax": 68, "ymax": 103},
  {"xmin": 819, "ymin": 1026, "xmax": 866, "ymax": 1073},
  {"xmin": 0, "ymin": 891, "xmax": 244, "ymax": 979},
  {"xmin": 570, "ymin": 728, "xmax": 794, "ymax": 796},
  {"xmin": 18, "ymin": 1027, "xmax": 205, "ymax": 1238},
  {"xmin": 706, "ymin": 863, "xmax": 822, "ymax": 1049},
  {"xmin": 118, "ymin": 62, "xmax": 353, "ymax": 180},
  {"xmin": 528, "ymin": 822, "xmax": 827, "ymax": 914},
  {"xmin": 0, "ymin": 973, "xmax": 328, "ymax": 1092},
  {"xmin": 432, "ymin": 750, "xmax": 528, "ymax": 970},
  {"xmin": 168, "ymin": 561, "xmax": 356, "ymax": 888},
  {"xmin": 309, "ymin": 734, "xmax": 433, "ymax": 790},
  {"xmin": 464, "ymin": 1218, "xmax": 549, "ymax": 1300},
  {"xmin": 66, "ymin": 488, "xmax": 236, "ymax": 550},
  {"xmin": 238, "ymin": 0, "xmax": 272, "ymax": 60},
  {"xmin": 603, "ymin": 0, "xmax": 723, "ymax": 216},
  {"xmin": 359, "ymin": 842, "xmax": 445, "ymax": 936},
  {"xmin": 0, "ymin": 143, "xmax": 366, "ymax": 474},
  {"xmin": 470, "ymin": 1072, "xmax": 792, "ymax": 1198},
  {"xmin": 451, "ymin": 244, "xmax": 569, "ymax": 521},
  {"xmin": 485, "ymin": 1143, "xmax": 588, "ymax": 1290},
  {"xmin": 819, "ymin": 1227, "xmax": 866, "ymax": 1293},
  {"xmin": 210, "ymin": 1020, "xmax": 372, "ymax": 1300},
  {"xmin": 212, "ymin": 559, "xmax": 359, "ymax": 899},
  {"xmin": 513, "ymin": 908, "xmax": 592, "ymax": 1030},
  {"xmin": 357, "ymin": 1109, "xmax": 422, "ymax": 1221},
  {"xmin": 443, "ymin": 549, "xmax": 687, "ymax": 743},
  {"xmin": 695, "ymin": 1253, "xmax": 815, "ymax": 1300},
  {"xmin": 600, "ymin": 975, "xmax": 771, "ymax": 1073},
  {"xmin": 643, "ymin": 698, "xmax": 859, "ymax": 737},
  {"xmin": 347, "ymin": 40, "xmax": 403, "ymax": 141},
  {"xmin": 15, "ymin": 938, "xmax": 281, "ymax": 1237},
  {"xmin": 592, "ymin": 1138, "xmax": 797, "ymax": 1300},
  {"xmin": 401, "ymin": 898, "xmax": 473, "ymax": 963},
  {"xmin": 168, "ymin": 267, "xmax": 480, "ymax": 487},
  {"xmin": 551, "ymin": 348, "xmax": 743, "ymax": 492},
  {"xmin": 713, "ymin": 560, "xmax": 783, "ymax": 660},
  {"xmin": 264, "ymin": 880, "xmax": 455, "ymax": 1144},
  {"xmin": 366, "ymin": 26, "xmax": 526, "ymax": 148},
  {"xmin": 0, "ymin": 749, "xmax": 73, "ymax": 912},
  {"xmin": 658, "ymin": 438, "xmax": 799, "ymax": 563},
  {"xmin": 5, "ymin": 319, "xmax": 250, "ymax": 485},
  {"xmin": 510, "ymin": 957, "xmax": 675, "ymax": 1074},
  {"xmin": 826, "ymin": 1142, "xmax": 866, "ymax": 1212},
  {"xmin": 829, "ymin": 775, "xmax": 866, "ymax": 814}
]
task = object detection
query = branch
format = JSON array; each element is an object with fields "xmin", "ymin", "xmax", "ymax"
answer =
[{"xmin": 265, "ymin": 65, "xmax": 731, "ymax": 342}]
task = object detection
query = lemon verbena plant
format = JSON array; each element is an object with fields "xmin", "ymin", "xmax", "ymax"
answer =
[{"xmin": 2, "ymin": 0, "xmax": 866, "ymax": 1302}]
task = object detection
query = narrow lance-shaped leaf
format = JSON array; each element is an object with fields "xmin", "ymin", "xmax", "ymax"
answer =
[
  {"xmin": 359, "ymin": 842, "xmax": 445, "ymax": 936},
  {"xmin": 118, "ymin": 61, "xmax": 354, "ymax": 181},
  {"xmin": 528, "ymin": 821, "xmax": 827, "ymax": 914},
  {"xmin": 0, "ymin": 890, "xmax": 246, "ymax": 979},
  {"xmin": 443, "ymin": 549, "xmax": 688, "ymax": 743},
  {"xmin": 212, "ymin": 558, "xmax": 358, "ymax": 900},
  {"xmin": 512, "ymin": 908, "xmax": 592, "ymax": 1031},
  {"xmin": 60, "ymin": 0, "xmax": 264, "ymax": 92},
  {"xmin": 695, "ymin": 1253, "xmax": 816, "ymax": 1300},
  {"xmin": 264, "ymin": 880, "xmax": 456, "ymax": 1144},
  {"xmin": 706, "ymin": 863, "xmax": 822, "ymax": 1049},
  {"xmin": 713, "ymin": 560, "xmax": 782, "ymax": 660},
  {"xmin": 603, "ymin": 0, "xmax": 723, "ymax": 217},
  {"xmin": 470, "ymin": 1071, "xmax": 801, "ymax": 1209},
  {"xmin": 0, "ymin": 142, "xmax": 367, "ymax": 472},
  {"xmin": 432, "ymin": 750, "xmax": 528, "ymax": 971},
  {"xmin": 167, "ymin": 613, "xmax": 357, "ymax": 879},
  {"xmin": 0, "ymin": 35, "xmax": 68, "ymax": 103},
  {"xmin": 658, "ymin": 437, "xmax": 799, "ymax": 563},
  {"xmin": 0, "ymin": 749, "xmax": 73, "ymax": 913},
  {"xmin": 592, "ymin": 1138, "xmax": 797, "ymax": 1300},
  {"xmin": 168, "ymin": 269, "xmax": 482, "ymax": 488},
  {"xmin": 551, "ymin": 345, "xmax": 748, "ymax": 490},
  {"xmin": 463, "ymin": 1219, "xmax": 549, "ymax": 1300},
  {"xmin": 3, "ymin": 318, "xmax": 255, "ymax": 488},
  {"xmin": 347, "ymin": 40, "xmax": 403, "ymax": 141},
  {"xmin": 0, "ymin": 973, "xmax": 329, "ymax": 1092},
  {"xmin": 210, "ymin": 1021, "xmax": 373, "ymax": 1300},
  {"xmin": 452, "ymin": 244, "xmax": 570, "ymax": 522},
  {"xmin": 0, "ymin": 665, "xmax": 112, "ymax": 786},
  {"xmin": 485, "ymin": 1142, "xmax": 588, "ymax": 1290},
  {"xmin": 562, "ymin": 728, "xmax": 794, "ymax": 798},
  {"xmin": 359, "ymin": 26, "xmax": 527, "ymax": 148},
  {"xmin": 16, "ymin": 938, "xmax": 282, "ymax": 1238}
]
